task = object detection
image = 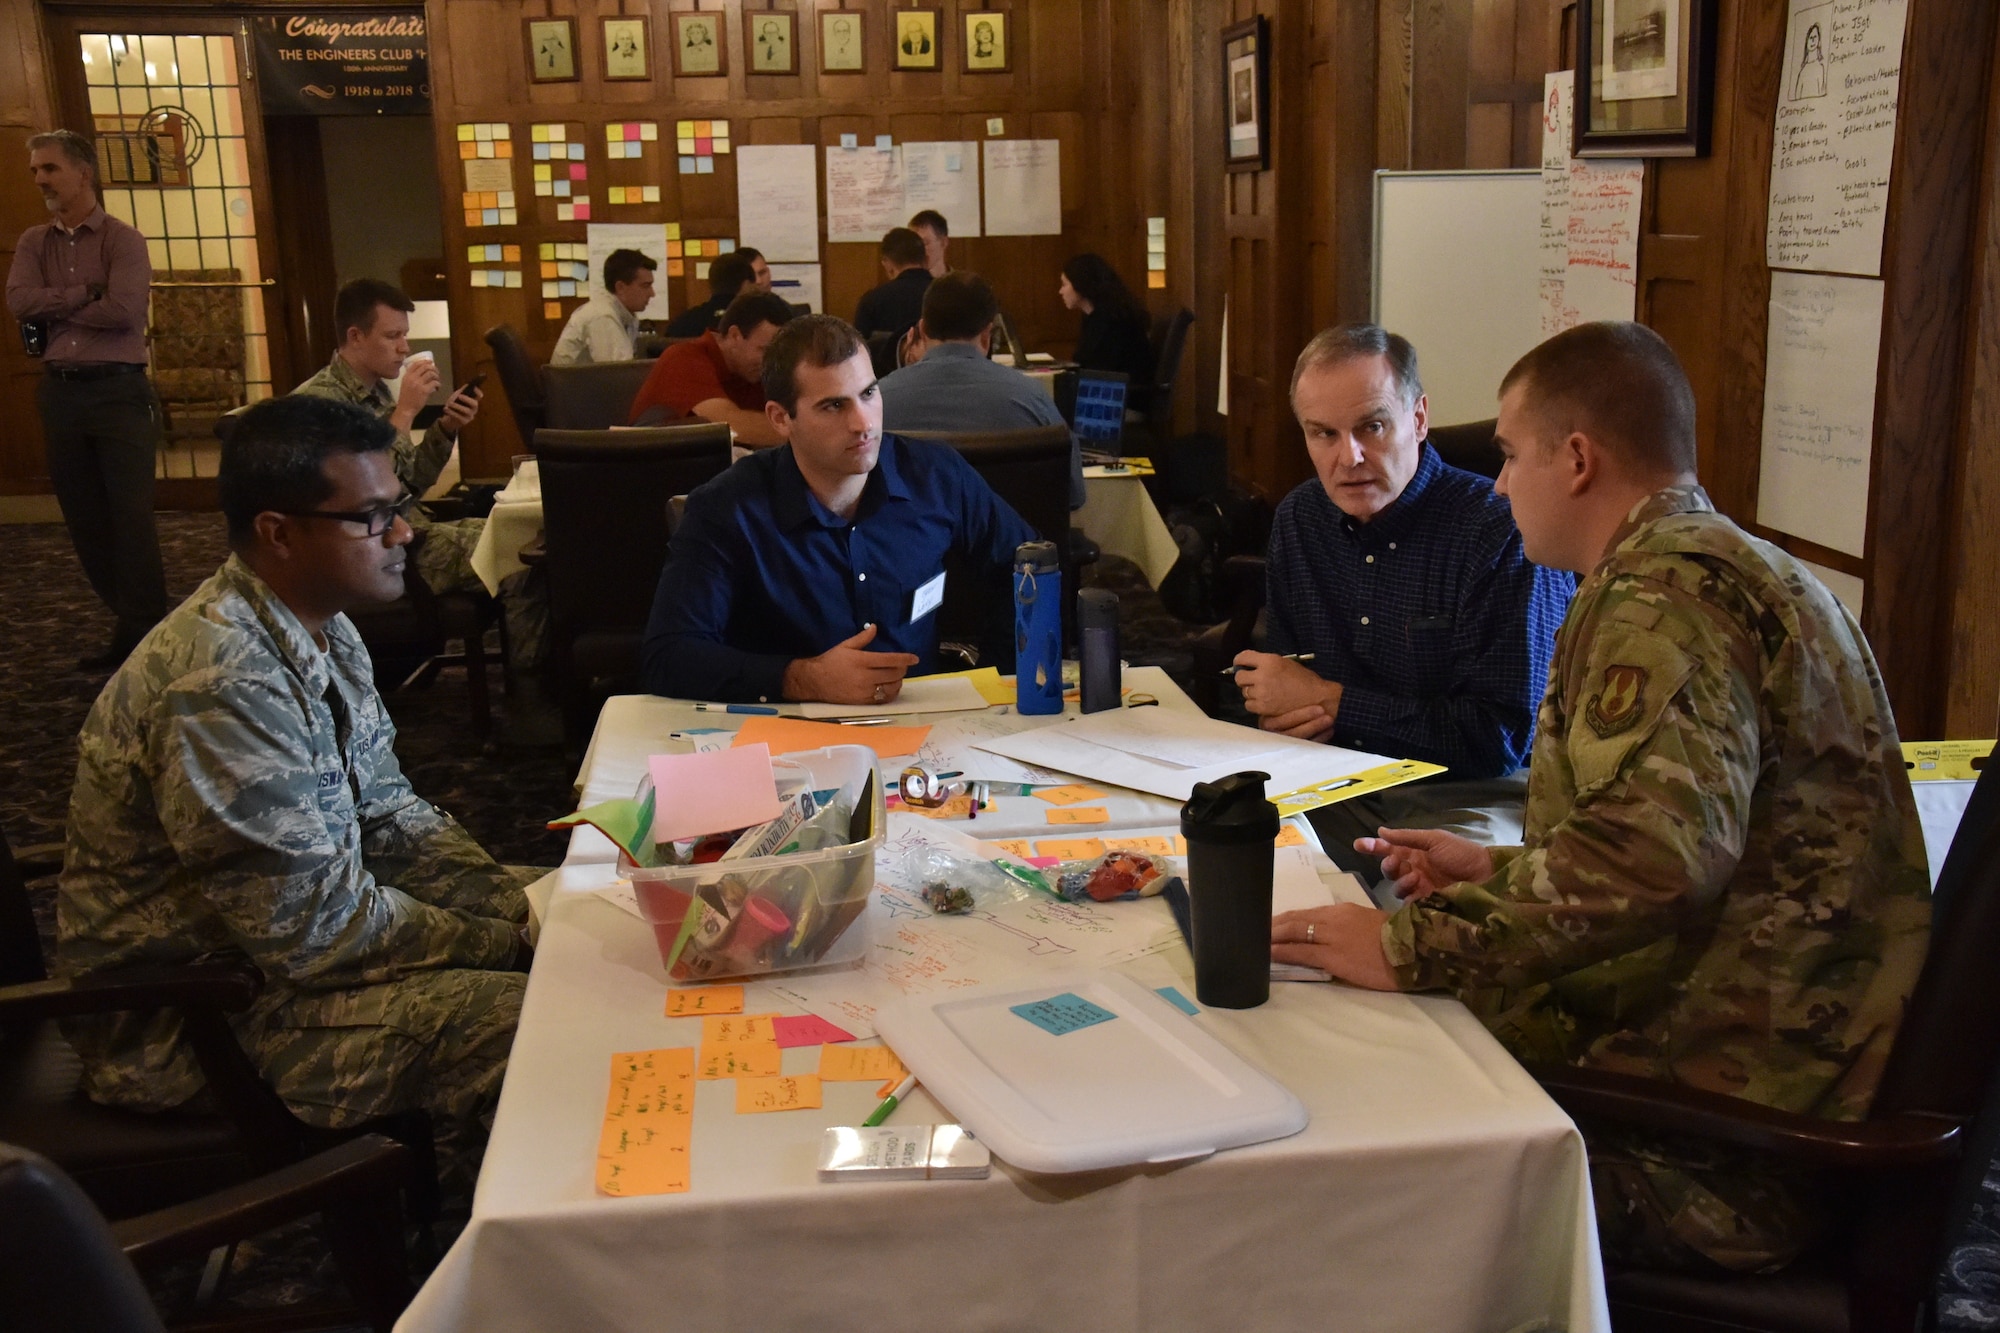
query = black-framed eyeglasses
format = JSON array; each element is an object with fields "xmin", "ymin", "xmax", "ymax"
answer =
[{"xmin": 278, "ymin": 493, "xmax": 417, "ymax": 537}]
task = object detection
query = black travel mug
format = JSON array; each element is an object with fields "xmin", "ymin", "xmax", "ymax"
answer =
[
  {"xmin": 1180, "ymin": 771, "xmax": 1279, "ymax": 1009},
  {"xmin": 1078, "ymin": 588, "xmax": 1120, "ymax": 714}
]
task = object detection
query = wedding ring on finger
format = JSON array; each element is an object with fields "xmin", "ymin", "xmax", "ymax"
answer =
[{"xmin": 1306, "ymin": 922, "xmax": 1316, "ymax": 944}]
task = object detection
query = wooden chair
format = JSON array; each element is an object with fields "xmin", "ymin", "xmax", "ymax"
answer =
[
  {"xmin": 532, "ymin": 424, "xmax": 734, "ymax": 751},
  {"xmin": 542, "ymin": 360, "xmax": 657, "ymax": 430},
  {"xmin": 482, "ymin": 325, "xmax": 545, "ymax": 450},
  {"xmin": 1534, "ymin": 750, "xmax": 2000, "ymax": 1331}
]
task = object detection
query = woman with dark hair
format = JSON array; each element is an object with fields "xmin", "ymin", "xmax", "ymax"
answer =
[{"xmin": 1060, "ymin": 253, "xmax": 1155, "ymax": 384}]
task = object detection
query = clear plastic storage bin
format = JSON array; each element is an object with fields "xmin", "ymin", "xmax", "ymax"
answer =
[{"xmin": 626, "ymin": 745, "xmax": 883, "ymax": 980}]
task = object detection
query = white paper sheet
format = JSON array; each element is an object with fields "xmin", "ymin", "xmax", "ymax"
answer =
[
  {"xmin": 971, "ymin": 708, "xmax": 1398, "ymax": 803},
  {"xmin": 1563, "ymin": 159, "xmax": 1643, "ymax": 323},
  {"xmin": 1766, "ymin": 0, "xmax": 1910, "ymax": 276},
  {"xmin": 903, "ymin": 711, "xmax": 1072, "ymax": 785},
  {"xmin": 981, "ymin": 139, "xmax": 1061, "ymax": 236},
  {"xmin": 796, "ymin": 675, "xmax": 988, "ymax": 718},
  {"xmin": 1539, "ymin": 72, "xmax": 1576, "ymax": 336},
  {"xmin": 766, "ymin": 262, "xmax": 823, "ymax": 314},
  {"xmin": 901, "ymin": 140, "xmax": 983, "ymax": 238},
  {"xmin": 584, "ymin": 222, "xmax": 672, "ymax": 320},
  {"xmin": 735, "ymin": 144, "xmax": 821, "ymax": 263},
  {"xmin": 1756, "ymin": 272, "xmax": 1883, "ymax": 557},
  {"xmin": 825, "ymin": 144, "xmax": 907, "ymax": 243}
]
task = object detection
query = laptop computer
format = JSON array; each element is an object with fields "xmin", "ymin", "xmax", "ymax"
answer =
[{"xmin": 1066, "ymin": 369, "xmax": 1129, "ymax": 461}]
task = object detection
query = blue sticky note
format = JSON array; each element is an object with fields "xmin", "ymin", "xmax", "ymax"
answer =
[
  {"xmin": 839, "ymin": 133, "xmax": 858, "ymax": 149},
  {"xmin": 554, "ymin": 180, "xmax": 571, "ymax": 197},
  {"xmin": 875, "ymin": 134, "xmax": 893, "ymax": 151},
  {"xmin": 569, "ymin": 143, "xmax": 584, "ymax": 159},
  {"xmin": 678, "ymin": 155, "xmax": 696, "ymax": 174},
  {"xmin": 481, "ymin": 208, "xmax": 500, "ymax": 226},
  {"xmin": 532, "ymin": 143, "xmax": 551, "ymax": 161},
  {"xmin": 1010, "ymin": 992, "xmax": 1117, "ymax": 1036},
  {"xmin": 1154, "ymin": 986, "xmax": 1199, "ymax": 1016},
  {"xmin": 484, "ymin": 244, "xmax": 503, "ymax": 262},
  {"xmin": 696, "ymin": 156, "xmax": 714, "ymax": 174}
]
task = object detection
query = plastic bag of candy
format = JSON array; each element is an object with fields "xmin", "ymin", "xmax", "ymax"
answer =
[
  {"xmin": 893, "ymin": 840, "xmax": 1034, "ymax": 915},
  {"xmin": 1049, "ymin": 850, "xmax": 1178, "ymax": 903}
]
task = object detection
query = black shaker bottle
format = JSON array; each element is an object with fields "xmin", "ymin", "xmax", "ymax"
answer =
[{"xmin": 1180, "ymin": 771, "xmax": 1279, "ymax": 1009}]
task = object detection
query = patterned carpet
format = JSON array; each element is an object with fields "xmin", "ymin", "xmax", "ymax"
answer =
[{"xmin": 5, "ymin": 513, "xmax": 1996, "ymax": 1325}]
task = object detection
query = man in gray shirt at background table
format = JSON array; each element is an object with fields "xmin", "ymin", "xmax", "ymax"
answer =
[
  {"xmin": 879, "ymin": 271, "xmax": 1083, "ymax": 509},
  {"xmin": 5, "ymin": 128, "xmax": 165, "ymax": 670}
]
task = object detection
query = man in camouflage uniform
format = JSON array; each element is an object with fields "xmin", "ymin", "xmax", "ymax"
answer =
[
  {"xmin": 292, "ymin": 278, "xmax": 545, "ymax": 667},
  {"xmin": 59, "ymin": 394, "xmax": 534, "ymax": 1187},
  {"xmin": 1272, "ymin": 321, "xmax": 1931, "ymax": 1274}
]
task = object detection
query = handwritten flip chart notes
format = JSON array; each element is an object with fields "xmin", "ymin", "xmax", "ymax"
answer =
[
  {"xmin": 596, "ymin": 1048, "xmax": 694, "ymax": 1197},
  {"xmin": 1756, "ymin": 272, "xmax": 1884, "ymax": 557},
  {"xmin": 902, "ymin": 141, "xmax": 983, "ymax": 237},
  {"xmin": 1536, "ymin": 71, "xmax": 1643, "ymax": 333},
  {"xmin": 1539, "ymin": 73, "xmax": 1577, "ymax": 336},
  {"xmin": 736, "ymin": 144, "xmax": 821, "ymax": 263},
  {"xmin": 1766, "ymin": 0, "xmax": 1910, "ymax": 276},
  {"xmin": 982, "ymin": 140, "xmax": 1062, "ymax": 236},
  {"xmin": 666, "ymin": 985, "xmax": 744, "ymax": 1016},
  {"xmin": 825, "ymin": 144, "xmax": 906, "ymax": 243}
]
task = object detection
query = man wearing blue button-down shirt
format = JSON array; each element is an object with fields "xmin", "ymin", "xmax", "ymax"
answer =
[
  {"xmin": 1233, "ymin": 324, "xmax": 1574, "ymax": 884},
  {"xmin": 643, "ymin": 313, "xmax": 1039, "ymax": 706}
]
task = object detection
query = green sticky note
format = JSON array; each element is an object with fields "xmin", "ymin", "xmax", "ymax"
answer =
[{"xmin": 547, "ymin": 789, "xmax": 658, "ymax": 865}]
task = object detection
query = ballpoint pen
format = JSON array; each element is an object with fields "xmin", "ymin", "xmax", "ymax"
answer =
[
  {"xmin": 862, "ymin": 1074, "xmax": 918, "ymax": 1127},
  {"xmin": 1219, "ymin": 652, "xmax": 1316, "ymax": 677},
  {"xmin": 692, "ymin": 703, "xmax": 780, "ymax": 715}
]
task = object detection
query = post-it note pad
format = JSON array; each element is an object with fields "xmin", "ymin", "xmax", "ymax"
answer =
[
  {"xmin": 1275, "ymin": 825, "xmax": 1308, "ymax": 848},
  {"xmin": 1046, "ymin": 806, "xmax": 1111, "ymax": 825},
  {"xmin": 772, "ymin": 1014, "xmax": 857, "ymax": 1048},
  {"xmin": 697, "ymin": 1041, "xmax": 782, "ymax": 1079},
  {"xmin": 1011, "ymin": 992, "xmax": 1117, "ymax": 1036},
  {"xmin": 1035, "ymin": 784, "xmax": 1108, "ymax": 806},
  {"xmin": 731, "ymin": 715, "xmax": 930, "ymax": 759},
  {"xmin": 596, "ymin": 1047, "xmax": 694, "ymax": 1196},
  {"xmin": 665, "ymin": 985, "xmax": 744, "ymax": 1016},
  {"xmin": 646, "ymin": 745, "xmax": 781, "ymax": 843},
  {"xmin": 701, "ymin": 1013, "xmax": 776, "ymax": 1045},
  {"xmin": 819, "ymin": 1045, "xmax": 908, "ymax": 1083},
  {"xmin": 736, "ymin": 1074, "xmax": 823, "ymax": 1113}
]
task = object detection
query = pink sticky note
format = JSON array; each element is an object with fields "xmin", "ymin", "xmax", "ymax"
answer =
[
  {"xmin": 573, "ymin": 204, "xmax": 591, "ymax": 220},
  {"xmin": 646, "ymin": 745, "xmax": 781, "ymax": 843},
  {"xmin": 569, "ymin": 163, "xmax": 587, "ymax": 180},
  {"xmin": 772, "ymin": 1014, "xmax": 857, "ymax": 1048},
  {"xmin": 695, "ymin": 137, "xmax": 713, "ymax": 155},
  {"xmin": 626, "ymin": 122, "xmax": 641, "ymax": 139}
]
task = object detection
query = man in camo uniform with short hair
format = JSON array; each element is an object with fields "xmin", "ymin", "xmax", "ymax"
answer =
[
  {"xmin": 59, "ymin": 393, "xmax": 534, "ymax": 1187},
  {"xmin": 1271, "ymin": 321, "xmax": 1931, "ymax": 1274}
]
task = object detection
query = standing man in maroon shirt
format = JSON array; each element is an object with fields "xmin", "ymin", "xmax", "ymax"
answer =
[{"xmin": 5, "ymin": 129, "xmax": 165, "ymax": 669}]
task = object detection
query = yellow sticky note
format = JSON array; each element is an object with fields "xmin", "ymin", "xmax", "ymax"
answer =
[
  {"xmin": 595, "ymin": 1047, "xmax": 694, "ymax": 1197},
  {"xmin": 1036, "ymin": 838, "xmax": 1107, "ymax": 860},
  {"xmin": 665, "ymin": 985, "xmax": 743, "ymax": 1017},
  {"xmin": 1035, "ymin": 784, "xmax": 1107, "ymax": 806},
  {"xmin": 701, "ymin": 1013, "xmax": 776, "ymax": 1045},
  {"xmin": 1274, "ymin": 825, "xmax": 1308, "ymax": 848},
  {"xmin": 818, "ymin": 1045, "xmax": 907, "ymax": 1083},
  {"xmin": 466, "ymin": 244, "xmax": 484, "ymax": 263},
  {"xmin": 697, "ymin": 1041, "xmax": 782, "ymax": 1080},
  {"xmin": 457, "ymin": 123, "xmax": 476, "ymax": 142},
  {"xmin": 992, "ymin": 839, "xmax": 1036, "ymax": 858},
  {"xmin": 665, "ymin": 222, "xmax": 682, "ymax": 240},
  {"xmin": 608, "ymin": 186, "xmax": 625, "ymax": 204},
  {"xmin": 1046, "ymin": 806, "xmax": 1110, "ymax": 826},
  {"xmin": 1104, "ymin": 836, "xmax": 1176, "ymax": 856},
  {"xmin": 736, "ymin": 1074, "xmax": 822, "ymax": 1114}
]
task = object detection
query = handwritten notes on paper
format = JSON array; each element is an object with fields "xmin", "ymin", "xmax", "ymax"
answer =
[
  {"xmin": 1538, "ymin": 71, "xmax": 1643, "ymax": 333},
  {"xmin": 1767, "ymin": 0, "xmax": 1910, "ymax": 275},
  {"xmin": 983, "ymin": 139, "xmax": 1062, "ymax": 236},
  {"xmin": 735, "ymin": 1074, "xmax": 822, "ymax": 1113},
  {"xmin": 902, "ymin": 141, "xmax": 983, "ymax": 237},
  {"xmin": 736, "ymin": 144, "xmax": 821, "ymax": 263},
  {"xmin": 701, "ymin": 1014, "xmax": 777, "ymax": 1045},
  {"xmin": 1046, "ymin": 806, "xmax": 1111, "ymax": 826},
  {"xmin": 1035, "ymin": 785, "xmax": 1108, "ymax": 806},
  {"xmin": 818, "ymin": 1045, "xmax": 908, "ymax": 1083},
  {"xmin": 597, "ymin": 1048, "xmax": 694, "ymax": 1197},
  {"xmin": 696, "ymin": 1041, "xmax": 783, "ymax": 1079},
  {"xmin": 666, "ymin": 985, "xmax": 743, "ymax": 1016},
  {"xmin": 825, "ymin": 144, "xmax": 907, "ymax": 243},
  {"xmin": 1756, "ymin": 272, "xmax": 1885, "ymax": 557}
]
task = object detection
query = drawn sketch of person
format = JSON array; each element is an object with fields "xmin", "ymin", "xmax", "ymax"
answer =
[
  {"xmin": 684, "ymin": 19, "xmax": 713, "ymax": 51},
  {"xmin": 823, "ymin": 14, "xmax": 861, "ymax": 70},
  {"xmin": 1791, "ymin": 23, "xmax": 1827, "ymax": 100},
  {"xmin": 759, "ymin": 20, "xmax": 784, "ymax": 65},
  {"xmin": 900, "ymin": 16, "xmax": 932, "ymax": 56},
  {"xmin": 538, "ymin": 28, "xmax": 569, "ymax": 75}
]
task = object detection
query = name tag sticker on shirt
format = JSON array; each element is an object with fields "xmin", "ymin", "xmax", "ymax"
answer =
[{"xmin": 909, "ymin": 571, "xmax": 946, "ymax": 624}]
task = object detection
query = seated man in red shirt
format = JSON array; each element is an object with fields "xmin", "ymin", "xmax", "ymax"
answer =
[{"xmin": 628, "ymin": 290, "xmax": 796, "ymax": 446}]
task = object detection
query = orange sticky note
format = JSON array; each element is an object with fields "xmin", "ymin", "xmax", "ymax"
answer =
[
  {"xmin": 697, "ymin": 1040, "xmax": 782, "ymax": 1079},
  {"xmin": 460, "ymin": 191, "xmax": 479, "ymax": 208},
  {"xmin": 480, "ymin": 191, "xmax": 499, "ymax": 208},
  {"xmin": 667, "ymin": 260, "xmax": 685, "ymax": 277},
  {"xmin": 1036, "ymin": 838, "xmax": 1106, "ymax": 860},
  {"xmin": 992, "ymin": 839, "xmax": 1036, "ymax": 858},
  {"xmin": 459, "ymin": 142, "xmax": 477, "ymax": 159},
  {"xmin": 665, "ymin": 985, "xmax": 743, "ymax": 1016},
  {"xmin": 495, "ymin": 140, "xmax": 514, "ymax": 158},
  {"xmin": 1046, "ymin": 806, "xmax": 1110, "ymax": 825},
  {"xmin": 1035, "ymin": 784, "xmax": 1108, "ymax": 806},
  {"xmin": 1174, "ymin": 835, "xmax": 1189, "ymax": 854},
  {"xmin": 544, "ymin": 301, "xmax": 562, "ymax": 319},
  {"xmin": 903, "ymin": 793, "xmax": 974, "ymax": 820},
  {"xmin": 1275, "ymin": 825, "xmax": 1307, "ymax": 848},
  {"xmin": 695, "ymin": 119, "xmax": 714, "ymax": 136},
  {"xmin": 736, "ymin": 1074, "xmax": 822, "ymax": 1113},
  {"xmin": 596, "ymin": 1047, "xmax": 694, "ymax": 1197},
  {"xmin": 1104, "ymin": 836, "xmax": 1176, "ymax": 856},
  {"xmin": 503, "ymin": 244, "xmax": 522, "ymax": 262},
  {"xmin": 818, "ymin": 1045, "xmax": 907, "ymax": 1083},
  {"xmin": 731, "ymin": 715, "xmax": 931, "ymax": 760},
  {"xmin": 701, "ymin": 1013, "xmax": 777, "ymax": 1045},
  {"xmin": 464, "ymin": 210, "xmax": 481, "ymax": 227},
  {"xmin": 1147, "ymin": 270, "xmax": 1166, "ymax": 289}
]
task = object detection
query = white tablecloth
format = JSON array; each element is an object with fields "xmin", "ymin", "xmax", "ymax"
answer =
[
  {"xmin": 467, "ymin": 463, "xmax": 541, "ymax": 596},
  {"xmin": 398, "ymin": 676, "xmax": 1609, "ymax": 1333}
]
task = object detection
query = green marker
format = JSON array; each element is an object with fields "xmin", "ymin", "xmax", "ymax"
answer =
[{"xmin": 862, "ymin": 1074, "xmax": 918, "ymax": 1127}]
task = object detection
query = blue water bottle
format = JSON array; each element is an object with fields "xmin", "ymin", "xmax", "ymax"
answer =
[{"xmin": 1013, "ymin": 540, "xmax": 1063, "ymax": 715}]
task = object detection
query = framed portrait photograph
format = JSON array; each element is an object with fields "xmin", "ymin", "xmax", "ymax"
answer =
[
  {"xmin": 820, "ymin": 9, "xmax": 865, "ymax": 73},
  {"xmin": 671, "ymin": 11, "xmax": 727, "ymax": 78},
  {"xmin": 601, "ymin": 16, "xmax": 651, "ymax": 82},
  {"xmin": 1222, "ymin": 16, "xmax": 1267, "ymax": 172},
  {"xmin": 962, "ymin": 10, "xmax": 1008, "ymax": 74},
  {"xmin": 525, "ymin": 17, "xmax": 579, "ymax": 84},
  {"xmin": 1574, "ymin": 0, "xmax": 1716, "ymax": 157},
  {"xmin": 892, "ymin": 7, "xmax": 940, "ymax": 72},
  {"xmin": 748, "ymin": 10, "xmax": 797, "ymax": 75}
]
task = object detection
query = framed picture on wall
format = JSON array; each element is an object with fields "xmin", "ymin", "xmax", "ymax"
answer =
[
  {"xmin": 671, "ymin": 11, "xmax": 727, "ymax": 78},
  {"xmin": 601, "ymin": 16, "xmax": 651, "ymax": 82},
  {"xmin": 820, "ymin": 9, "xmax": 866, "ymax": 73},
  {"xmin": 1574, "ymin": 0, "xmax": 1717, "ymax": 156},
  {"xmin": 1222, "ymin": 16, "xmax": 1267, "ymax": 172},
  {"xmin": 962, "ymin": 11, "xmax": 1008, "ymax": 74},
  {"xmin": 892, "ymin": 8, "xmax": 941, "ymax": 71},
  {"xmin": 525, "ymin": 17, "xmax": 579, "ymax": 84},
  {"xmin": 748, "ymin": 10, "xmax": 797, "ymax": 75}
]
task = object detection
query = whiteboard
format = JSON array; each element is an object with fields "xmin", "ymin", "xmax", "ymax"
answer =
[{"xmin": 1372, "ymin": 170, "xmax": 1543, "ymax": 425}]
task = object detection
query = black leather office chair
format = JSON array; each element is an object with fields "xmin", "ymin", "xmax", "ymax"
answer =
[
  {"xmin": 532, "ymin": 424, "xmax": 734, "ymax": 750},
  {"xmin": 542, "ymin": 361, "xmax": 657, "ymax": 430},
  {"xmin": 1141, "ymin": 308, "xmax": 1195, "ymax": 438},
  {"xmin": 1425, "ymin": 417, "xmax": 1503, "ymax": 479},
  {"xmin": 483, "ymin": 325, "xmax": 545, "ymax": 451}
]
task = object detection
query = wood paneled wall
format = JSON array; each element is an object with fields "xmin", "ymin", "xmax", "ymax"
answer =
[{"xmin": 0, "ymin": 0, "xmax": 56, "ymax": 496}]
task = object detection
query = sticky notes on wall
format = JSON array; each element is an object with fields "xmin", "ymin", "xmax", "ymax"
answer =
[
  {"xmin": 1147, "ymin": 216, "xmax": 1166, "ymax": 289},
  {"xmin": 456, "ymin": 122, "xmax": 512, "ymax": 159},
  {"xmin": 675, "ymin": 118, "xmax": 729, "ymax": 173}
]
